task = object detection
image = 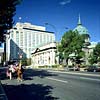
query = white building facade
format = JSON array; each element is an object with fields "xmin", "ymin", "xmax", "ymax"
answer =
[
  {"xmin": 31, "ymin": 42, "xmax": 57, "ymax": 67},
  {"xmin": 9, "ymin": 22, "xmax": 55, "ymax": 60}
]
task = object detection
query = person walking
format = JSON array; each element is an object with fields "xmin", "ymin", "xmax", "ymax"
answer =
[
  {"xmin": 6, "ymin": 67, "xmax": 12, "ymax": 80},
  {"xmin": 6, "ymin": 64, "xmax": 16, "ymax": 80},
  {"xmin": 16, "ymin": 63, "xmax": 24, "ymax": 82}
]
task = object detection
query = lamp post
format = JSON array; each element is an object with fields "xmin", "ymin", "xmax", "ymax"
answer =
[
  {"xmin": 4, "ymin": 33, "xmax": 10, "ymax": 62},
  {"xmin": 45, "ymin": 23, "xmax": 58, "ymax": 42},
  {"xmin": 45, "ymin": 22, "xmax": 68, "ymax": 41},
  {"xmin": 45, "ymin": 23, "xmax": 59, "ymax": 65},
  {"xmin": 18, "ymin": 52, "xmax": 23, "ymax": 64},
  {"xmin": 45, "ymin": 23, "xmax": 68, "ymax": 65}
]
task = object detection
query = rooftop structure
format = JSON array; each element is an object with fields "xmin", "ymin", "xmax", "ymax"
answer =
[{"xmin": 74, "ymin": 14, "xmax": 89, "ymax": 35}]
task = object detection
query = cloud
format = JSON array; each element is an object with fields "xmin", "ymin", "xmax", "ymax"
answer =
[{"xmin": 59, "ymin": 0, "xmax": 71, "ymax": 5}]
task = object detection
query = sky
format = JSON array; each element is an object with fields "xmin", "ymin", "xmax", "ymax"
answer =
[{"xmin": 14, "ymin": 0, "xmax": 100, "ymax": 42}]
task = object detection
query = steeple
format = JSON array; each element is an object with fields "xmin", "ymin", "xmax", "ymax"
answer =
[
  {"xmin": 77, "ymin": 14, "xmax": 82, "ymax": 25},
  {"xmin": 74, "ymin": 14, "xmax": 89, "ymax": 35}
]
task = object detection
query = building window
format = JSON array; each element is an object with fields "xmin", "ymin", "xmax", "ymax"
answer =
[{"xmin": 16, "ymin": 31, "xmax": 19, "ymax": 33}]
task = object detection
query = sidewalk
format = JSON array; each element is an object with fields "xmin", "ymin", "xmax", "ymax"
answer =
[{"xmin": 0, "ymin": 81, "xmax": 8, "ymax": 100}]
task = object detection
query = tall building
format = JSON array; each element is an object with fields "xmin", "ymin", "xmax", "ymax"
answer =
[{"xmin": 9, "ymin": 22, "xmax": 55, "ymax": 60}]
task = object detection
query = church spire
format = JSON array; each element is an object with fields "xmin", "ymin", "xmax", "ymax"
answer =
[{"xmin": 78, "ymin": 14, "xmax": 82, "ymax": 25}]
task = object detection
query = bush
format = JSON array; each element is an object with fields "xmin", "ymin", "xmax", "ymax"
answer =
[
  {"xmin": 52, "ymin": 65, "xmax": 58, "ymax": 68},
  {"xmin": 21, "ymin": 58, "xmax": 31, "ymax": 66},
  {"xmin": 38, "ymin": 65, "xmax": 48, "ymax": 68},
  {"xmin": 27, "ymin": 58, "xmax": 31, "ymax": 66}
]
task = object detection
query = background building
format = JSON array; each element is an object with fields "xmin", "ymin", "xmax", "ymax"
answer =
[
  {"xmin": 9, "ymin": 22, "xmax": 55, "ymax": 60},
  {"xmin": 67, "ymin": 15, "xmax": 91, "ymax": 66},
  {"xmin": 74, "ymin": 15, "xmax": 90, "ymax": 65},
  {"xmin": 73, "ymin": 14, "xmax": 90, "ymax": 43},
  {"xmin": 31, "ymin": 42, "xmax": 57, "ymax": 67},
  {"xmin": 5, "ymin": 16, "xmax": 97, "ymax": 67}
]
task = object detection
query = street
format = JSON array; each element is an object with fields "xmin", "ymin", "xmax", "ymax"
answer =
[{"xmin": 1, "ymin": 68, "xmax": 100, "ymax": 100}]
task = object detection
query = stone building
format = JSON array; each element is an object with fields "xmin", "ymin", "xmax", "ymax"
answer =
[
  {"xmin": 68, "ymin": 15, "xmax": 91, "ymax": 66},
  {"xmin": 31, "ymin": 42, "xmax": 57, "ymax": 67}
]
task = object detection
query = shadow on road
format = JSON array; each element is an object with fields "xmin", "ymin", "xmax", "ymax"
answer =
[
  {"xmin": 3, "ymin": 83, "xmax": 59, "ymax": 100},
  {"xmin": 23, "ymin": 69, "xmax": 58, "ymax": 80},
  {"xmin": 1, "ymin": 69, "xmax": 59, "ymax": 99},
  {"xmin": 0, "ymin": 68, "xmax": 58, "ymax": 80}
]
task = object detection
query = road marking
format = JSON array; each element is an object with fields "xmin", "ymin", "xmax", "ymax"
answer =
[
  {"xmin": 46, "ymin": 77, "xmax": 68, "ymax": 84},
  {"xmin": 47, "ymin": 70, "xmax": 100, "ymax": 77},
  {"xmin": 79, "ymin": 77, "xmax": 100, "ymax": 82}
]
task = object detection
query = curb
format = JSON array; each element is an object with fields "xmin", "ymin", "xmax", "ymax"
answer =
[{"xmin": 0, "ymin": 81, "xmax": 8, "ymax": 100}]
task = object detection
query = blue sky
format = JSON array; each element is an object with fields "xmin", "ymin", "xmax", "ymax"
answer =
[{"xmin": 14, "ymin": 0, "xmax": 100, "ymax": 42}]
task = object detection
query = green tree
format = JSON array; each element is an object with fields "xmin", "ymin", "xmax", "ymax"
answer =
[
  {"xmin": 0, "ymin": 0, "xmax": 22, "ymax": 42},
  {"xmin": 88, "ymin": 54, "xmax": 97, "ymax": 65},
  {"xmin": 94, "ymin": 42, "xmax": 100, "ymax": 59},
  {"xmin": 58, "ymin": 30, "xmax": 85, "ymax": 64},
  {"xmin": 89, "ymin": 42, "xmax": 100, "ymax": 64}
]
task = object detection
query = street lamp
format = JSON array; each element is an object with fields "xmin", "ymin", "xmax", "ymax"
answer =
[
  {"xmin": 45, "ymin": 23, "xmax": 68, "ymax": 41},
  {"xmin": 4, "ymin": 33, "xmax": 10, "ymax": 62},
  {"xmin": 45, "ymin": 23, "xmax": 58, "ymax": 42},
  {"xmin": 45, "ymin": 23, "xmax": 68, "ymax": 65},
  {"xmin": 18, "ymin": 52, "xmax": 23, "ymax": 64},
  {"xmin": 45, "ymin": 23, "xmax": 59, "ymax": 64}
]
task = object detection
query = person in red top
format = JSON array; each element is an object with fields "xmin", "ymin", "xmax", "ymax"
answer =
[{"xmin": 6, "ymin": 64, "xmax": 16, "ymax": 80}]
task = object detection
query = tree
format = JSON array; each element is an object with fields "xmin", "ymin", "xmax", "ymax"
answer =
[
  {"xmin": 88, "ymin": 54, "xmax": 97, "ymax": 65},
  {"xmin": 89, "ymin": 42, "xmax": 100, "ymax": 64},
  {"xmin": 94, "ymin": 42, "xmax": 100, "ymax": 58},
  {"xmin": 58, "ymin": 30, "xmax": 85, "ymax": 64},
  {"xmin": 0, "ymin": 0, "xmax": 22, "ymax": 42}
]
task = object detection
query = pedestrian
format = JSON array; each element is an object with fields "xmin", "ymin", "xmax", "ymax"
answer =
[
  {"xmin": 6, "ymin": 67, "xmax": 11, "ymax": 79},
  {"xmin": 16, "ymin": 63, "xmax": 24, "ymax": 82},
  {"xmin": 6, "ymin": 64, "xmax": 14, "ymax": 80}
]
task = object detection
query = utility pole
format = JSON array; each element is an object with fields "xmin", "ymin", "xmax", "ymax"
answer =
[
  {"xmin": 45, "ymin": 23, "xmax": 68, "ymax": 65},
  {"xmin": 4, "ymin": 33, "xmax": 10, "ymax": 62},
  {"xmin": 45, "ymin": 23, "xmax": 59, "ymax": 64}
]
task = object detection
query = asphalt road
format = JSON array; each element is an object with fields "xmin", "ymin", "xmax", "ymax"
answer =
[{"xmin": 1, "ymin": 68, "xmax": 100, "ymax": 100}]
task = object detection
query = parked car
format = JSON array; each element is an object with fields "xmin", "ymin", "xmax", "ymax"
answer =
[
  {"xmin": 67, "ymin": 66, "xmax": 80, "ymax": 71},
  {"xmin": 84, "ymin": 66, "xmax": 100, "ymax": 72}
]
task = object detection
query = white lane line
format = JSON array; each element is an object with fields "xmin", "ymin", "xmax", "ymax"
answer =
[
  {"xmin": 48, "ymin": 70, "xmax": 100, "ymax": 77},
  {"xmin": 79, "ymin": 77, "xmax": 100, "ymax": 82},
  {"xmin": 46, "ymin": 77, "xmax": 68, "ymax": 84}
]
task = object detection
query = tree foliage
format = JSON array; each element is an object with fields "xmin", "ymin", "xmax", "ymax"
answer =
[
  {"xmin": 0, "ymin": 0, "xmax": 22, "ymax": 42},
  {"xmin": 93, "ymin": 42, "xmax": 100, "ymax": 57},
  {"xmin": 89, "ymin": 42, "xmax": 100, "ymax": 64},
  {"xmin": 58, "ymin": 30, "xmax": 85, "ymax": 63}
]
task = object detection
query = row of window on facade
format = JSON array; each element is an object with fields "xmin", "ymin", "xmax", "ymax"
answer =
[
  {"xmin": 32, "ymin": 46, "xmax": 56, "ymax": 66},
  {"xmin": 11, "ymin": 33, "xmax": 54, "ymax": 48}
]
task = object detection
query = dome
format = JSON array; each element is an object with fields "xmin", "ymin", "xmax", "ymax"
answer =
[
  {"xmin": 73, "ymin": 14, "xmax": 89, "ymax": 35},
  {"xmin": 74, "ymin": 25, "xmax": 89, "ymax": 34}
]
